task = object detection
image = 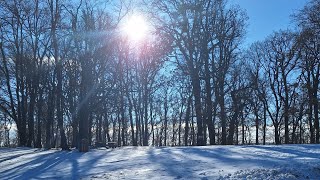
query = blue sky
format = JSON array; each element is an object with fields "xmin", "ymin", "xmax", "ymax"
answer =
[{"xmin": 230, "ymin": 0, "xmax": 309, "ymax": 46}]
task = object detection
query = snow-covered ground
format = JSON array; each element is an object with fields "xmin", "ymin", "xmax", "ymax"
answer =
[{"xmin": 0, "ymin": 145, "xmax": 320, "ymax": 179}]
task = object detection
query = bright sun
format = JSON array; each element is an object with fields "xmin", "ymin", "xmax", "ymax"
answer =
[{"xmin": 123, "ymin": 14, "xmax": 150, "ymax": 43}]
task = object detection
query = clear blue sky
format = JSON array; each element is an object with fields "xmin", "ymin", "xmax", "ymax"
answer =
[{"xmin": 229, "ymin": 0, "xmax": 309, "ymax": 46}]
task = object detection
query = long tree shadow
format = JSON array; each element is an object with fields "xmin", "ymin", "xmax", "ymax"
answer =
[
  {"xmin": 1, "ymin": 149, "xmax": 110, "ymax": 180},
  {"xmin": 146, "ymin": 147, "xmax": 208, "ymax": 179},
  {"xmin": 1, "ymin": 151, "xmax": 69, "ymax": 179},
  {"xmin": 145, "ymin": 146, "xmax": 252, "ymax": 178},
  {"xmin": 251, "ymin": 144, "xmax": 320, "ymax": 160},
  {"xmin": 0, "ymin": 150, "xmax": 38, "ymax": 163},
  {"xmin": 163, "ymin": 146, "xmax": 289, "ymax": 170},
  {"xmin": 178, "ymin": 145, "xmax": 320, "ymax": 171},
  {"xmin": 0, "ymin": 147, "xmax": 33, "ymax": 153}
]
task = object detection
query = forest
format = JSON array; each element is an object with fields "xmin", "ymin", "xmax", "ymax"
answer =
[{"xmin": 0, "ymin": 0, "xmax": 319, "ymax": 151}]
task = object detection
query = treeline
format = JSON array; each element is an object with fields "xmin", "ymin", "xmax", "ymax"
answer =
[{"xmin": 0, "ymin": 0, "xmax": 319, "ymax": 149}]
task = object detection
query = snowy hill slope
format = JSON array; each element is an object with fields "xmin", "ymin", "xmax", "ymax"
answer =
[{"xmin": 0, "ymin": 145, "xmax": 320, "ymax": 179}]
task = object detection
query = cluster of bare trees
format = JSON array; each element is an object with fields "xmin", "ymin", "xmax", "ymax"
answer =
[
  {"xmin": 246, "ymin": 0, "xmax": 320, "ymax": 144},
  {"xmin": 0, "ymin": 0, "xmax": 319, "ymax": 149}
]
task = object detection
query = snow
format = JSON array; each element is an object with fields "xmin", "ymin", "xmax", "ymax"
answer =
[{"xmin": 0, "ymin": 145, "xmax": 320, "ymax": 179}]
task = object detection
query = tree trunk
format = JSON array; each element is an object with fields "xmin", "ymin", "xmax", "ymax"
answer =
[
  {"xmin": 219, "ymin": 92, "xmax": 227, "ymax": 145},
  {"xmin": 255, "ymin": 109, "xmax": 259, "ymax": 145},
  {"xmin": 21, "ymin": 83, "xmax": 28, "ymax": 146},
  {"xmin": 274, "ymin": 123, "xmax": 280, "ymax": 145},
  {"xmin": 56, "ymin": 61, "xmax": 69, "ymax": 150},
  {"xmin": 121, "ymin": 92, "xmax": 126, "ymax": 146},
  {"xmin": 27, "ymin": 85, "xmax": 36, "ymax": 147},
  {"xmin": 263, "ymin": 104, "xmax": 267, "ymax": 145},
  {"xmin": 313, "ymin": 86, "xmax": 319, "ymax": 143},
  {"xmin": 45, "ymin": 88, "xmax": 55, "ymax": 149},
  {"xmin": 35, "ymin": 87, "xmax": 43, "ymax": 148},
  {"xmin": 184, "ymin": 96, "xmax": 191, "ymax": 146},
  {"xmin": 128, "ymin": 95, "xmax": 136, "ymax": 146},
  {"xmin": 308, "ymin": 104, "xmax": 315, "ymax": 143},
  {"xmin": 241, "ymin": 114, "xmax": 245, "ymax": 145},
  {"xmin": 228, "ymin": 92, "xmax": 239, "ymax": 145},
  {"xmin": 143, "ymin": 83, "xmax": 149, "ymax": 146},
  {"xmin": 283, "ymin": 76, "xmax": 290, "ymax": 144},
  {"xmin": 191, "ymin": 71, "xmax": 205, "ymax": 146},
  {"xmin": 164, "ymin": 95, "xmax": 168, "ymax": 146},
  {"xmin": 205, "ymin": 64, "xmax": 215, "ymax": 145}
]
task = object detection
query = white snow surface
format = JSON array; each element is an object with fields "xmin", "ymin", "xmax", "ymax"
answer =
[{"xmin": 0, "ymin": 145, "xmax": 320, "ymax": 180}]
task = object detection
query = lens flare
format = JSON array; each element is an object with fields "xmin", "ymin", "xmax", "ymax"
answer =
[{"xmin": 123, "ymin": 14, "xmax": 150, "ymax": 42}]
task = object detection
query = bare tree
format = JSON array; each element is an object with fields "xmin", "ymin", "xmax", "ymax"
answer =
[{"xmin": 295, "ymin": 0, "xmax": 320, "ymax": 143}]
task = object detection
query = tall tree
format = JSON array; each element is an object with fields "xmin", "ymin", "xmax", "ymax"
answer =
[{"xmin": 295, "ymin": 0, "xmax": 320, "ymax": 143}]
